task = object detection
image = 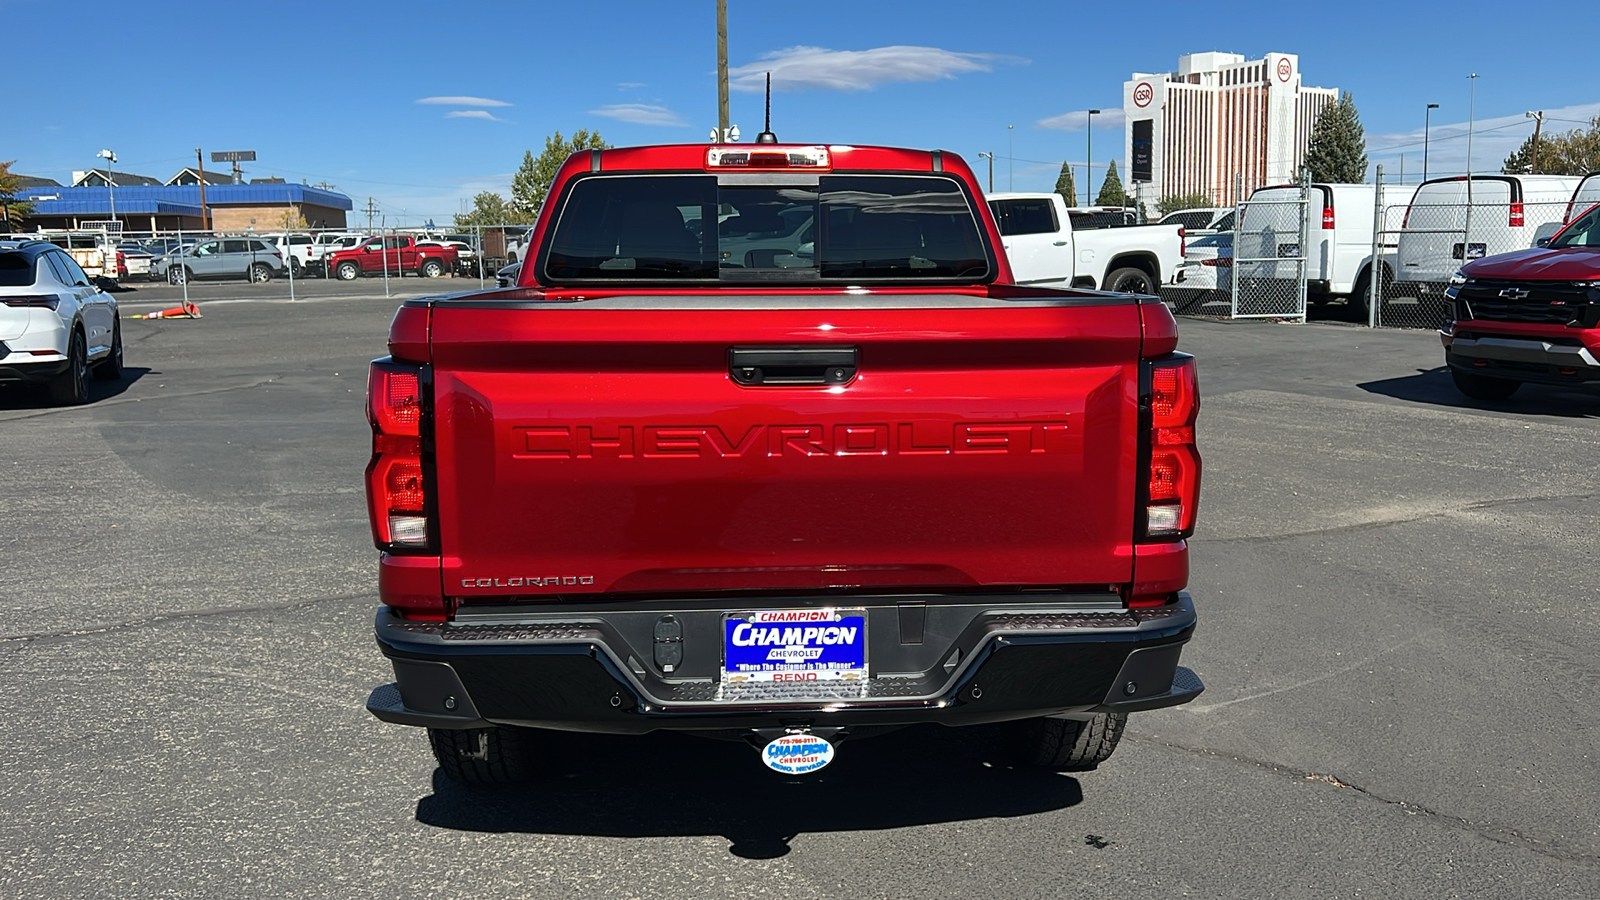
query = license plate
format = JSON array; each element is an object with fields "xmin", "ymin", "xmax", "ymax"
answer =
[{"xmin": 723, "ymin": 609, "xmax": 867, "ymax": 684}]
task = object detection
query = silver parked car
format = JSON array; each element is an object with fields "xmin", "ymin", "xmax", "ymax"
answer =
[{"xmin": 152, "ymin": 237, "xmax": 286, "ymax": 284}]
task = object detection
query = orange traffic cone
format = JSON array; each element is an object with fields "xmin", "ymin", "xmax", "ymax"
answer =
[{"xmin": 139, "ymin": 301, "xmax": 201, "ymax": 319}]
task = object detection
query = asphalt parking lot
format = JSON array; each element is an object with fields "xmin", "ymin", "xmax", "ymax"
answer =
[{"xmin": 2, "ymin": 293, "xmax": 1597, "ymax": 898}]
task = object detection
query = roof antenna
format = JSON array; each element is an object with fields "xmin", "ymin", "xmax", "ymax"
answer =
[{"xmin": 755, "ymin": 72, "xmax": 778, "ymax": 144}]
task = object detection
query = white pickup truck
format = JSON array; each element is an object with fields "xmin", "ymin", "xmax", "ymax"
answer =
[{"xmin": 986, "ymin": 192, "xmax": 1184, "ymax": 294}]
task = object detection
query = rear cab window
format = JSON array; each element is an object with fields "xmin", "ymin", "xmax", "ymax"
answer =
[
  {"xmin": 990, "ymin": 199, "xmax": 1059, "ymax": 236},
  {"xmin": 540, "ymin": 173, "xmax": 992, "ymax": 285}
]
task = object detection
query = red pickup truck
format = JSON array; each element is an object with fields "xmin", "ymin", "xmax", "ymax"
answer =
[
  {"xmin": 363, "ymin": 142, "xmax": 1203, "ymax": 782},
  {"xmin": 326, "ymin": 235, "xmax": 456, "ymax": 281},
  {"xmin": 1441, "ymin": 200, "xmax": 1600, "ymax": 399}
]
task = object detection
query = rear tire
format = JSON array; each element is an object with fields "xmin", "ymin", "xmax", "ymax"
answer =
[
  {"xmin": 1451, "ymin": 367, "xmax": 1521, "ymax": 401},
  {"xmin": 249, "ymin": 263, "xmax": 273, "ymax": 283},
  {"xmin": 1006, "ymin": 713, "xmax": 1126, "ymax": 770},
  {"xmin": 428, "ymin": 726, "xmax": 537, "ymax": 785},
  {"xmin": 1104, "ymin": 267, "xmax": 1155, "ymax": 295},
  {"xmin": 48, "ymin": 330, "xmax": 90, "ymax": 406},
  {"xmin": 94, "ymin": 319, "xmax": 124, "ymax": 381},
  {"xmin": 420, "ymin": 258, "xmax": 444, "ymax": 278},
  {"xmin": 290, "ymin": 258, "xmax": 302, "ymax": 277}
]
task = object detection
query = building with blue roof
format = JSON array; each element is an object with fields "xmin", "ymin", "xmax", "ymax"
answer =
[{"xmin": 17, "ymin": 178, "xmax": 353, "ymax": 233}]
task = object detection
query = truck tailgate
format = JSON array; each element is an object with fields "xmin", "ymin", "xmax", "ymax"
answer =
[{"xmin": 428, "ymin": 296, "xmax": 1142, "ymax": 598}]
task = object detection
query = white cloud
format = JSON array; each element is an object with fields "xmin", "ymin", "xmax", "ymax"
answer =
[
  {"xmin": 416, "ymin": 96, "xmax": 511, "ymax": 107},
  {"xmin": 1367, "ymin": 101, "xmax": 1600, "ymax": 179},
  {"xmin": 446, "ymin": 110, "xmax": 504, "ymax": 122},
  {"xmin": 590, "ymin": 103, "xmax": 687, "ymax": 127},
  {"xmin": 729, "ymin": 45, "xmax": 1016, "ymax": 93},
  {"xmin": 1036, "ymin": 108, "xmax": 1126, "ymax": 131}
]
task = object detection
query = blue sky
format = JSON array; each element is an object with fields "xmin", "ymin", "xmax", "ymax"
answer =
[{"xmin": 7, "ymin": 0, "xmax": 1594, "ymax": 223}]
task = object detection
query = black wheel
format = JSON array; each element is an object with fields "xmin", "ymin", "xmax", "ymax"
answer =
[
  {"xmin": 48, "ymin": 330, "xmax": 90, "ymax": 406},
  {"xmin": 167, "ymin": 266, "xmax": 188, "ymax": 285},
  {"xmin": 1104, "ymin": 267, "xmax": 1155, "ymax": 295},
  {"xmin": 428, "ymin": 726, "xmax": 537, "ymax": 785},
  {"xmin": 1006, "ymin": 713, "xmax": 1126, "ymax": 770},
  {"xmin": 94, "ymin": 319, "xmax": 124, "ymax": 381},
  {"xmin": 289, "ymin": 257, "xmax": 302, "ymax": 277},
  {"xmin": 420, "ymin": 258, "xmax": 444, "ymax": 278},
  {"xmin": 249, "ymin": 263, "xmax": 273, "ymax": 283},
  {"xmin": 336, "ymin": 261, "xmax": 361, "ymax": 281},
  {"xmin": 1451, "ymin": 367, "xmax": 1521, "ymax": 401}
]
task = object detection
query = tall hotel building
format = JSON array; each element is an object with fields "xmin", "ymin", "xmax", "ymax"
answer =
[{"xmin": 1122, "ymin": 52, "xmax": 1338, "ymax": 207}]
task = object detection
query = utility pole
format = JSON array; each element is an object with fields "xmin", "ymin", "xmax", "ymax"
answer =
[
  {"xmin": 365, "ymin": 197, "xmax": 379, "ymax": 234},
  {"xmin": 716, "ymin": 0, "xmax": 729, "ymax": 142},
  {"xmin": 977, "ymin": 152, "xmax": 994, "ymax": 192},
  {"xmin": 1086, "ymin": 109, "xmax": 1100, "ymax": 205},
  {"xmin": 1007, "ymin": 125, "xmax": 1014, "ymax": 190},
  {"xmin": 195, "ymin": 148, "xmax": 211, "ymax": 230},
  {"xmin": 1526, "ymin": 110, "xmax": 1544, "ymax": 173}
]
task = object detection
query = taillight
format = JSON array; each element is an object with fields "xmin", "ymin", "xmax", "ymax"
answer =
[
  {"xmin": 1142, "ymin": 354, "xmax": 1201, "ymax": 540},
  {"xmin": 116, "ymin": 251, "xmax": 126, "ymax": 264},
  {"xmin": 1509, "ymin": 201, "xmax": 1524, "ymax": 227},
  {"xmin": 1322, "ymin": 205, "xmax": 1335, "ymax": 228},
  {"xmin": 1179, "ymin": 226, "xmax": 1186, "ymax": 257},
  {"xmin": 366, "ymin": 359, "xmax": 431, "ymax": 551},
  {"xmin": 1200, "ymin": 257, "xmax": 1232, "ymax": 267},
  {"xmin": 2, "ymin": 295, "xmax": 61, "ymax": 309}
]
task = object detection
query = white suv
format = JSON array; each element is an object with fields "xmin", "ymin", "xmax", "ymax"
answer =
[{"xmin": 0, "ymin": 240, "xmax": 122, "ymax": 405}]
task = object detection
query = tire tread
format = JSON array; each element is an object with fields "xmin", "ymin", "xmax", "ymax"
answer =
[{"xmin": 428, "ymin": 726, "xmax": 535, "ymax": 785}]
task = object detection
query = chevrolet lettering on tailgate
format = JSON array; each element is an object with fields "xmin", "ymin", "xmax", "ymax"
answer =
[{"xmin": 514, "ymin": 421, "xmax": 1072, "ymax": 459}]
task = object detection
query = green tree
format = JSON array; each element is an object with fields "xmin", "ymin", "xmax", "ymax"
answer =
[
  {"xmin": 1503, "ymin": 116, "xmax": 1600, "ymax": 175},
  {"xmin": 1053, "ymin": 161, "xmax": 1076, "ymax": 208},
  {"xmin": 1094, "ymin": 160, "xmax": 1125, "ymax": 206},
  {"xmin": 511, "ymin": 129, "xmax": 611, "ymax": 218},
  {"xmin": 454, "ymin": 191, "xmax": 522, "ymax": 227},
  {"xmin": 1304, "ymin": 92, "xmax": 1368, "ymax": 183},
  {"xmin": 0, "ymin": 161, "xmax": 35, "ymax": 230},
  {"xmin": 1156, "ymin": 192, "xmax": 1216, "ymax": 216}
]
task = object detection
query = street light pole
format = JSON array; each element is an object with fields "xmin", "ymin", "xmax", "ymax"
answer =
[
  {"xmin": 1465, "ymin": 74, "xmax": 1479, "ymax": 262},
  {"xmin": 1086, "ymin": 110, "xmax": 1100, "ymax": 205},
  {"xmin": 1423, "ymin": 103, "xmax": 1439, "ymax": 182},
  {"xmin": 96, "ymin": 149, "xmax": 117, "ymax": 226},
  {"xmin": 977, "ymin": 152, "xmax": 994, "ymax": 193}
]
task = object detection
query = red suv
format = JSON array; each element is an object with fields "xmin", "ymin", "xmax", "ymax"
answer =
[{"xmin": 1442, "ymin": 201, "xmax": 1600, "ymax": 399}]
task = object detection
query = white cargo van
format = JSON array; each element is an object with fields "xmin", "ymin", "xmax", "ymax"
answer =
[
  {"xmin": 1235, "ymin": 182, "xmax": 1409, "ymax": 307},
  {"xmin": 1392, "ymin": 174, "xmax": 1578, "ymax": 301},
  {"xmin": 1562, "ymin": 171, "xmax": 1600, "ymax": 225}
]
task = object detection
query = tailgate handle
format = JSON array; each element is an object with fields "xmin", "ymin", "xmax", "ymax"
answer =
[{"xmin": 729, "ymin": 346, "xmax": 857, "ymax": 386}]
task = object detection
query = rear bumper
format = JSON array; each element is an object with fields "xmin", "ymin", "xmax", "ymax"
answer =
[{"xmin": 367, "ymin": 593, "xmax": 1202, "ymax": 734}]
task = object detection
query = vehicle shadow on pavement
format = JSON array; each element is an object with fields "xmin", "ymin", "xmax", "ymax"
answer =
[
  {"xmin": 1357, "ymin": 366, "xmax": 1600, "ymax": 418},
  {"xmin": 414, "ymin": 724, "xmax": 1084, "ymax": 859},
  {"xmin": 0, "ymin": 367, "xmax": 151, "ymax": 410}
]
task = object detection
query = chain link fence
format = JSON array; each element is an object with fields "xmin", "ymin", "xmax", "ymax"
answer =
[
  {"xmin": 1228, "ymin": 174, "xmax": 1309, "ymax": 321},
  {"xmin": 1375, "ymin": 198, "xmax": 1571, "ymax": 329},
  {"xmin": 5, "ymin": 223, "xmax": 542, "ymax": 294}
]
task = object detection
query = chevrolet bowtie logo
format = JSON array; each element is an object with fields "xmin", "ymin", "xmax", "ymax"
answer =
[{"xmin": 1498, "ymin": 288, "xmax": 1530, "ymax": 300}]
